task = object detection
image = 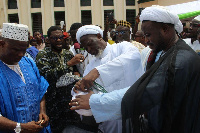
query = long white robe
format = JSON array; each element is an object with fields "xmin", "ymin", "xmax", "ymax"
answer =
[{"xmin": 83, "ymin": 41, "xmax": 144, "ymax": 133}]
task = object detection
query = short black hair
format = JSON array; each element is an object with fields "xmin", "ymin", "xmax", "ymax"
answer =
[
  {"xmin": 69, "ymin": 23, "xmax": 83, "ymax": 32},
  {"xmin": 47, "ymin": 26, "xmax": 62, "ymax": 38},
  {"xmin": 33, "ymin": 31, "xmax": 41, "ymax": 36}
]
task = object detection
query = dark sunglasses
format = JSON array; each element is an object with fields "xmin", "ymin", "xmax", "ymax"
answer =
[
  {"xmin": 50, "ymin": 35, "xmax": 64, "ymax": 41},
  {"xmin": 115, "ymin": 30, "xmax": 129, "ymax": 35}
]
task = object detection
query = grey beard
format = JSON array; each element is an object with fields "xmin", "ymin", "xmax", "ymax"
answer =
[{"xmin": 95, "ymin": 49, "xmax": 104, "ymax": 58}]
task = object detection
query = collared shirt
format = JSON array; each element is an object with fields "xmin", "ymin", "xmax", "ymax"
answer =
[
  {"xmin": 131, "ymin": 40, "xmax": 146, "ymax": 53},
  {"xmin": 184, "ymin": 38, "xmax": 200, "ymax": 54},
  {"xmin": 36, "ymin": 48, "xmax": 76, "ymax": 81}
]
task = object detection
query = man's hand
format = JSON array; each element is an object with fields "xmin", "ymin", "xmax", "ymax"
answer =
[
  {"xmin": 74, "ymin": 68, "xmax": 99, "ymax": 92},
  {"xmin": 70, "ymin": 90, "xmax": 94, "ymax": 110},
  {"xmin": 37, "ymin": 113, "xmax": 49, "ymax": 127},
  {"xmin": 67, "ymin": 54, "xmax": 85, "ymax": 66},
  {"xmin": 20, "ymin": 121, "xmax": 43, "ymax": 133}
]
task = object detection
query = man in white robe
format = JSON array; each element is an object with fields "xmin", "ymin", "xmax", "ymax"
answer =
[
  {"xmin": 73, "ymin": 25, "xmax": 144, "ymax": 133},
  {"xmin": 184, "ymin": 15, "xmax": 200, "ymax": 54}
]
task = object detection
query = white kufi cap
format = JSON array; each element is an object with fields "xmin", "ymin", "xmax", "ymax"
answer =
[
  {"xmin": 140, "ymin": 5, "xmax": 183, "ymax": 33},
  {"xmin": 76, "ymin": 25, "xmax": 103, "ymax": 44},
  {"xmin": 2, "ymin": 23, "xmax": 29, "ymax": 41}
]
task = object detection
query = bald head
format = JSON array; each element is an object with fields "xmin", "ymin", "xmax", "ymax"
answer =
[{"xmin": 134, "ymin": 30, "xmax": 146, "ymax": 46}]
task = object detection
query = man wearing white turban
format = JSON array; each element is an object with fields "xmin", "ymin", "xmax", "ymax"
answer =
[
  {"xmin": 184, "ymin": 15, "xmax": 200, "ymax": 54},
  {"xmin": 71, "ymin": 6, "xmax": 200, "ymax": 133},
  {"xmin": 72, "ymin": 25, "xmax": 144, "ymax": 133}
]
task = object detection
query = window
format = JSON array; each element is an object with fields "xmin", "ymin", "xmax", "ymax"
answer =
[
  {"xmin": 80, "ymin": 0, "xmax": 91, "ymax": 6},
  {"xmin": 55, "ymin": 12, "xmax": 65, "ymax": 26},
  {"xmin": 31, "ymin": 0, "xmax": 41, "ymax": 8},
  {"xmin": 8, "ymin": 14, "xmax": 19, "ymax": 23},
  {"xmin": 8, "ymin": 0, "xmax": 18, "ymax": 9},
  {"xmin": 104, "ymin": 10, "xmax": 115, "ymax": 29},
  {"xmin": 126, "ymin": 0, "xmax": 135, "ymax": 6},
  {"xmin": 54, "ymin": 0, "xmax": 64, "ymax": 7},
  {"xmin": 103, "ymin": 0, "xmax": 113, "ymax": 6},
  {"xmin": 81, "ymin": 10, "xmax": 92, "ymax": 25},
  {"xmin": 32, "ymin": 13, "xmax": 42, "ymax": 34},
  {"xmin": 126, "ymin": 9, "xmax": 136, "ymax": 27}
]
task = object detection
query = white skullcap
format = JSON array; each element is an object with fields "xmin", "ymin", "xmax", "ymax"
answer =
[
  {"xmin": 140, "ymin": 5, "xmax": 183, "ymax": 33},
  {"xmin": 194, "ymin": 15, "xmax": 200, "ymax": 21},
  {"xmin": 76, "ymin": 25, "xmax": 103, "ymax": 44},
  {"xmin": 2, "ymin": 23, "xmax": 29, "ymax": 41}
]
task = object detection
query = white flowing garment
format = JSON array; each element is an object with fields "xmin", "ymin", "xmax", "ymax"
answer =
[{"xmin": 84, "ymin": 41, "xmax": 144, "ymax": 93}]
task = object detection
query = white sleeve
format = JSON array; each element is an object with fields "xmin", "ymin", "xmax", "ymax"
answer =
[
  {"xmin": 89, "ymin": 87, "xmax": 129, "ymax": 123},
  {"xmin": 96, "ymin": 42, "xmax": 141, "ymax": 87}
]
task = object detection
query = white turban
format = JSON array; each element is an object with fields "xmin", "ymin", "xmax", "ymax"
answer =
[
  {"xmin": 140, "ymin": 5, "xmax": 183, "ymax": 33},
  {"xmin": 76, "ymin": 25, "xmax": 103, "ymax": 44}
]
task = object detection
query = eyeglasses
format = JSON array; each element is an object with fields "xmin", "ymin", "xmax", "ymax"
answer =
[
  {"xmin": 50, "ymin": 35, "xmax": 64, "ymax": 41},
  {"xmin": 115, "ymin": 30, "xmax": 129, "ymax": 35}
]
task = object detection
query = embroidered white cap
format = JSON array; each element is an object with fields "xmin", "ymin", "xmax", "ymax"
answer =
[{"xmin": 2, "ymin": 23, "xmax": 29, "ymax": 42}]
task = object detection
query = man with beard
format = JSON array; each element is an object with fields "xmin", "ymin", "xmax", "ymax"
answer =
[
  {"xmin": 71, "ymin": 25, "xmax": 144, "ymax": 133},
  {"xmin": 36, "ymin": 26, "xmax": 84, "ymax": 132},
  {"xmin": 184, "ymin": 15, "xmax": 200, "ymax": 53},
  {"xmin": 115, "ymin": 20, "xmax": 145, "ymax": 53},
  {"xmin": 70, "ymin": 6, "xmax": 200, "ymax": 133}
]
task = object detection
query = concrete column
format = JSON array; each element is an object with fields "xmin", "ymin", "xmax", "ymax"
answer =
[
  {"xmin": 17, "ymin": 0, "xmax": 29, "ymax": 25},
  {"xmin": 65, "ymin": 0, "xmax": 80, "ymax": 29},
  {"xmin": 114, "ymin": 0, "xmax": 126, "ymax": 21},
  {"xmin": 91, "ymin": 0, "xmax": 103, "ymax": 26},
  {"xmin": 2, "ymin": 0, "xmax": 8, "ymax": 24},
  {"xmin": 42, "ymin": 0, "xmax": 54, "ymax": 36}
]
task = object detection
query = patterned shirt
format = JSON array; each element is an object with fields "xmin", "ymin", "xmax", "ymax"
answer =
[{"xmin": 36, "ymin": 48, "xmax": 80, "ymax": 133}]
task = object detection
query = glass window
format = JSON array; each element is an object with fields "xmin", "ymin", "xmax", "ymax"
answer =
[
  {"xmin": 31, "ymin": 0, "xmax": 41, "ymax": 8},
  {"xmin": 104, "ymin": 10, "xmax": 115, "ymax": 29},
  {"xmin": 126, "ymin": 9, "xmax": 136, "ymax": 27},
  {"xmin": 32, "ymin": 13, "xmax": 42, "ymax": 34},
  {"xmin": 54, "ymin": 0, "xmax": 64, "ymax": 7},
  {"xmin": 8, "ymin": 14, "xmax": 19, "ymax": 23},
  {"xmin": 103, "ymin": 0, "xmax": 113, "ymax": 6},
  {"xmin": 8, "ymin": 0, "xmax": 18, "ymax": 9},
  {"xmin": 54, "ymin": 12, "xmax": 65, "ymax": 26},
  {"xmin": 126, "ymin": 0, "xmax": 135, "ymax": 6},
  {"xmin": 80, "ymin": 0, "xmax": 91, "ymax": 6},
  {"xmin": 81, "ymin": 10, "xmax": 92, "ymax": 25}
]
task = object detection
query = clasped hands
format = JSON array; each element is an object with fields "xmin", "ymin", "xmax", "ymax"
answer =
[
  {"xmin": 20, "ymin": 113, "xmax": 49, "ymax": 133},
  {"xmin": 69, "ymin": 68, "xmax": 99, "ymax": 110}
]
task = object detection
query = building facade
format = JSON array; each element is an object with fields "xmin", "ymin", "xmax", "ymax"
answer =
[{"xmin": 0, "ymin": 0, "xmax": 195, "ymax": 36}]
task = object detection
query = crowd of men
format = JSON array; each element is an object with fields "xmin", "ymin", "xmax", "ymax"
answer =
[{"xmin": 0, "ymin": 5, "xmax": 200, "ymax": 133}]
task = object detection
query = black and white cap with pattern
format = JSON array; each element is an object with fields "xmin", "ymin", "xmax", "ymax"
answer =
[{"xmin": 2, "ymin": 23, "xmax": 29, "ymax": 42}]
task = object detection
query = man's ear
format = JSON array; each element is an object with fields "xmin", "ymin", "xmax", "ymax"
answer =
[
  {"xmin": 0, "ymin": 40, "xmax": 5, "ymax": 46},
  {"xmin": 97, "ymin": 33, "xmax": 102, "ymax": 39},
  {"xmin": 162, "ymin": 24, "xmax": 171, "ymax": 33}
]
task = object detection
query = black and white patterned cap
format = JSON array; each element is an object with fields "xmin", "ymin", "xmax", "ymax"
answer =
[{"xmin": 2, "ymin": 23, "xmax": 29, "ymax": 42}]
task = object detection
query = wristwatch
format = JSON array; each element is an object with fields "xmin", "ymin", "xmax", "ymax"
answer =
[{"xmin": 14, "ymin": 123, "xmax": 21, "ymax": 133}]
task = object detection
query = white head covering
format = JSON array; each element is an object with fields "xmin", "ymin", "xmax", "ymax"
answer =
[
  {"xmin": 76, "ymin": 25, "xmax": 103, "ymax": 44},
  {"xmin": 2, "ymin": 23, "xmax": 29, "ymax": 41},
  {"xmin": 140, "ymin": 5, "xmax": 183, "ymax": 33},
  {"xmin": 193, "ymin": 15, "xmax": 200, "ymax": 21}
]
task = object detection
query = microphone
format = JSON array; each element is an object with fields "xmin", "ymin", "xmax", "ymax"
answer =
[{"xmin": 74, "ymin": 43, "xmax": 80, "ymax": 54}]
